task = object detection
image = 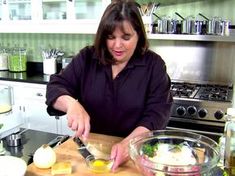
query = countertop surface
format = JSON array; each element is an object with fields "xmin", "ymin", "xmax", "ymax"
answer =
[
  {"xmin": 0, "ymin": 62, "xmax": 61, "ymax": 84},
  {"xmin": 26, "ymin": 133, "xmax": 142, "ymax": 176},
  {"xmin": 1, "ymin": 129, "xmax": 65, "ymax": 165},
  {"xmin": 26, "ymin": 133, "xmax": 225, "ymax": 176},
  {"xmin": 0, "ymin": 71, "xmax": 49, "ymax": 84}
]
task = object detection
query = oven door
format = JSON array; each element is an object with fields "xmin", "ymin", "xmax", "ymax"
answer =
[{"xmin": 166, "ymin": 117, "xmax": 225, "ymax": 143}]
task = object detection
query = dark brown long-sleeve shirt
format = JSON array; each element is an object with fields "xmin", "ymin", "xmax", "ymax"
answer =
[{"xmin": 46, "ymin": 46, "xmax": 173, "ymax": 137}]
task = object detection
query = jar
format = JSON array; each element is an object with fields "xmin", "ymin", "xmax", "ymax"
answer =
[
  {"xmin": 8, "ymin": 48, "xmax": 27, "ymax": 72},
  {"xmin": 0, "ymin": 85, "xmax": 12, "ymax": 114},
  {"xmin": 224, "ymin": 108, "xmax": 235, "ymax": 175},
  {"xmin": 0, "ymin": 49, "xmax": 9, "ymax": 71}
]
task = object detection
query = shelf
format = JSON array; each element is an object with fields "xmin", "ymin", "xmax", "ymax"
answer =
[
  {"xmin": 137, "ymin": 0, "xmax": 205, "ymax": 6},
  {"xmin": 42, "ymin": 0, "xmax": 65, "ymax": 2},
  {"xmin": 0, "ymin": 20, "xmax": 98, "ymax": 34},
  {"xmin": 147, "ymin": 33, "xmax": 235, "ymax": 42}
]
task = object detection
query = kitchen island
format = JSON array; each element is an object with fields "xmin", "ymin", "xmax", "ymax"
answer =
[{"xmin": 26, "ymin": 133, "xmax": 141, "ymax": 176}]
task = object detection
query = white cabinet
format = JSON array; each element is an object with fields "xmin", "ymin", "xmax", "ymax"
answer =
[
  {"xmin": 0, "ymin": 0, "xmax": 111, "ymax": 34},
  {"xmin": 58, "ymin": 115, "xmax": 74, "ymax": 136},
  {"xmin": 0, "ymin": 80, "xmax": 74, "ymax": 135},
  {"xmin": 0, "ymin": 81, "xmax": 59, "ymax": 134},
  {"xmin": 15, "ymin": 83, "xmax": 59, "ymax": 134}
]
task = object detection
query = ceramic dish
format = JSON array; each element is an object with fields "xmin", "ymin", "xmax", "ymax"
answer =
[{"xmin": 0, "ymin": 155, "xmax": 27, "ymax": 176}]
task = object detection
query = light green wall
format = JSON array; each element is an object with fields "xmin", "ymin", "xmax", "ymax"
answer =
[
  {"xmin": 137, "ymin": 0, "xmax": 235, "ymax": 23},
  {"xmin": 0, "ymin": 0, "xmax": 234, "ymax": 62},
  {"xmin": 0, "ymin": 33, "xmax": 94, "ymax": 62}
]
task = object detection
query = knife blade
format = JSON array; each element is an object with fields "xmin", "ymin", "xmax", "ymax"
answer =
[{"xmin": 73, "ymin": 137, "xmax": 95, "ymax": 161}]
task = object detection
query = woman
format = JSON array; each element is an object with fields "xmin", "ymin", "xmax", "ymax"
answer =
[{"xmin": 46, "ymin": 0, "xmax": 173, "ymax": 172}]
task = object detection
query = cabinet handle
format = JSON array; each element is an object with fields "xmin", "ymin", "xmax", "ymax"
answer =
[{"xmin": 36, "ymin": 92, "xmax": 43, "ymax": 97}]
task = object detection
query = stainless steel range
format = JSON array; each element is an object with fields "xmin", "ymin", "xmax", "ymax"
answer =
[{"xmin": 167, "ymin": 81, "xmax": 234, "ymax": 142}]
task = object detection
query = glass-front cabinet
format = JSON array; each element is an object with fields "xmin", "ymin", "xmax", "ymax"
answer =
[
  {"xmin": 0, "ymin": 0, "xmax": 111, "ymax": 33},
  {"xmin": 0, "ymin": 1, "xmax": 2, "ymax": 21},
  {"xmin": 8, "ymin": 0, "xmax": 31, "ymax": 20},
  {"xmin": 42, "ymin": 0, "xmax": 67, "ymax": 20},
  {"xmin": 74, "ymin": 0, "xmax": 103, "ymax": 20}
]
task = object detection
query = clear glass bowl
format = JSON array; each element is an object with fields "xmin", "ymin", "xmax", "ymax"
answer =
[{"xmin": 129, "ymin": 130, "xmax": 220, "ymax": 176}]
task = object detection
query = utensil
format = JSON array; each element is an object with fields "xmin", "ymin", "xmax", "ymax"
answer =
[
  {"xmin": 6, "ymin": 128, "xmax": 28, "ymax": 147},
  {"xmin": 73, "ymin": 137, "xmax": 95, "ymax": 161},
  {"xmin": 73, "ymin": 137, "xmax": 114, "ymax": 173},
  {"xmin": 48, "ymin": 135, "xmax": 70, "ymax": 148}
]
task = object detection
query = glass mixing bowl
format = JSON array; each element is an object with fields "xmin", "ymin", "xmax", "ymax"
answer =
[{"xmin": 129, "ymin": 130, "xmax": 220, "ymax": 176}]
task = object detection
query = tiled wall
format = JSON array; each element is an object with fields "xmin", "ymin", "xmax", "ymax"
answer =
[{"xmin": 0, "ymin": 0, "xmax": 235, "ymax": 62}]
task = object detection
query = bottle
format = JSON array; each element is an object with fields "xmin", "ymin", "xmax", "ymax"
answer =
[{"xmin": 224, "ymin": 108, "xmax": 235, "ymax": 175}]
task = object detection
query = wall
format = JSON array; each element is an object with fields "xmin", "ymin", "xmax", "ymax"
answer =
[
  {"xmin": 0, "ymin": 33, "xmax": 94, "ymax": 62},
  {"xmin": 138, "ymin": 0, "xmax": 235, "ymax": 24},
  {"xmin": 0, "ymin": 0, "xmax": 235, "ymax": 84}
]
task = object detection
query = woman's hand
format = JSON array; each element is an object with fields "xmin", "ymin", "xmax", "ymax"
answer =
[
  {"xmin": 66, "ymin": 100, "xmax": 91, "ymax": 138},
  {"xmin": 53, "ymin": 95, "xmax": 90, "ymax": 139},
  {"xmin": 110, "ymin": 139, "xmax": 129, "ymax": 172},
  {"xmin": 110, "ymin": 126, "xmax": 150, "ymax": 172}
]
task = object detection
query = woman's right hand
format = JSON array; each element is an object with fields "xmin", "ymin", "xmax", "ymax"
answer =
[{"xmin": 53, "ymin": 95, "xmax": 91, "ymax": 139}]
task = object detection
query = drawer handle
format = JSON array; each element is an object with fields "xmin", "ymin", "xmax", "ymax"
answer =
[{"xmin": 36, "ymin": 93, "xmax": 43, "ymax": 97}]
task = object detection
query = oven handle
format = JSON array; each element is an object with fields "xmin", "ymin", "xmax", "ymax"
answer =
[{"xmin": 166, "ymin": 126, "xmax": 223, "ymax": 137}]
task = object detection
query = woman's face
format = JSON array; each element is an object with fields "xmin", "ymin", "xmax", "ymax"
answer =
[{"xmin": 106, "ymin": 20, "xmax": 138, "ymax": 64}]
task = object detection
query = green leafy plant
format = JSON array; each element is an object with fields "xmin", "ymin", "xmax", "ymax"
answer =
[{"xmin": 142, "ymin": 143, "xmax": 158, "ymax": 157}]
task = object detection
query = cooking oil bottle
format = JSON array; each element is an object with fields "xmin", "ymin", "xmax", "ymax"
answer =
[{"xmin": 224, "ymin": 108, "xmax": 235, "ymax": 175}]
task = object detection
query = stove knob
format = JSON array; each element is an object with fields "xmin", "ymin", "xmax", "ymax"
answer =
[
  {"xmin": 176, "ymin": 106, "xmax": 186, "ymax": 116},
  {"xmin": 214, "ymin": 110, "xmax": 224, "ymax": 120},
  {"xmin": 198, "ymin": 108, "xmax": 207, "ymax": 118},
  {"xmin": 187, "ymin": 106, "xmax": 197, "ymax": 116}
]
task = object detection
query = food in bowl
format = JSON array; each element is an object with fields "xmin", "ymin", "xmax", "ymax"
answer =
[{"xmin": 129, "ymin": 130, "xmax": 220, "ymax": 176}]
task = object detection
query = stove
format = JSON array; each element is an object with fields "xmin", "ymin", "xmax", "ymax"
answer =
[{"xmin": 167, "ymin": 81, "xmax": 233, "ymax": 142}]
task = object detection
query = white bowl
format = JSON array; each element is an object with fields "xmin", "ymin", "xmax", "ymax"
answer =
[{"xmin": 0, "ymin": 156, "xmax": 27, "ymax": 176}]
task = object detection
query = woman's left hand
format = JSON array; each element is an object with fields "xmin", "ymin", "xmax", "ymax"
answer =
[
  {"xmin": 109, "ymin": 126, "xmax": 150, "ymax": 172},
  {"xmin": 110, "ymin": 140, "xmax": 129, "ymax": 172}
]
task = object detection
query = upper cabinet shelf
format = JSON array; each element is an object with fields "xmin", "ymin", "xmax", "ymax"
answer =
[
  {"xmin": 136, "ymin": 0, "xmax": 205, "ymax": 6},
  {"xmin": 147, "ymin": 33, "xmax": 235, "ymax": 42},
  {"xmin": 0, "ymin": 0, "xmax": 235, "ymax": 43},
  {"xmin": 0, "ymin": 0, "xmax": 110, "ymax": 33}
]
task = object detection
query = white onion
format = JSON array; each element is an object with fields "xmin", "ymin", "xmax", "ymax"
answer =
[{"xmin": 33, "ymin": 144, "xmax": 56, "ymax": 169}]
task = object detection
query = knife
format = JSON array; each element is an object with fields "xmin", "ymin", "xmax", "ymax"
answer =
[
  {"xmin": 73, "ymin": 137, "xmax": 95, "ymax": 161},
  {"xmin": 48, "ymin": 135, "xmax": 70, "ymax": 148}
]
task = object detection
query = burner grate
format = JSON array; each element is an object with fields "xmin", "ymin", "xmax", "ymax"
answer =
[
  {"xmin": 171, "ymin": 82, "xmax": 233, "ymax": 102},
  {"xmin": 171, "ymin": 83, "xmax": 199, "ymax": 98}
]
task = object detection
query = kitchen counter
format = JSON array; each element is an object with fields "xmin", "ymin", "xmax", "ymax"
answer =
[
  {"xmin": 1, "ymin": 129, "xmax": 65, "ymax": 165},
  {"xmin": 26, "ymin": 133, "xmax": 142, "ymax": 176},
  {"xmin": 0, "ymin": 62, "xmax": 62, "ymax": 84}
]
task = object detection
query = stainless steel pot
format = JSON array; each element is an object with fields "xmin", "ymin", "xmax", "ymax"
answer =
[
  {"xmin": 167, "ymin": 19, "xmax": 181, "ymax": 34},
  {"xmin": 157, "ymin": 16, "xmax": 168, "ymax": 34},
  {"xmin": 6, "ymin": 129, "xmax": 28, "ymax": 147}
]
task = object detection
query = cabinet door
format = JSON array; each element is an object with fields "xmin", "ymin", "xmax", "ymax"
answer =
[
  {"xmin": 8, "ymin": 0, "xmax": 32, "ymax": 20},
  {"xmin": 58, "ymin": 115, "xmax": 74, "ymax": 136},
  {"xmin": 16, "ymin": 84, "xmax": 59, "ymax": 134},
  {"xmin": 42, "ymin": 0, "xmax": 67, "ymax": 20},
  {"xmin": 0, "ymin": 1, "xmax": 2, "ymax": 20}
]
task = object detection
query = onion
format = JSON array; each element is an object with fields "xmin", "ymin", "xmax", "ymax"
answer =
[{"xmin": 33, "ymin": 144, "xmax": 56, "ymax": 169}]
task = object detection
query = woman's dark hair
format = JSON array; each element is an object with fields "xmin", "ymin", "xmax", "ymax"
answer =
[{"xmin": 94, "ymin": 0, "xmax": 149, "ymax": 65}]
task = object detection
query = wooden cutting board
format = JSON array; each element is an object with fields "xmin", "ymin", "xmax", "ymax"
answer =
[{"xmin": 26, "ymin": 133, "xmax": 142, "ymax": 176}]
